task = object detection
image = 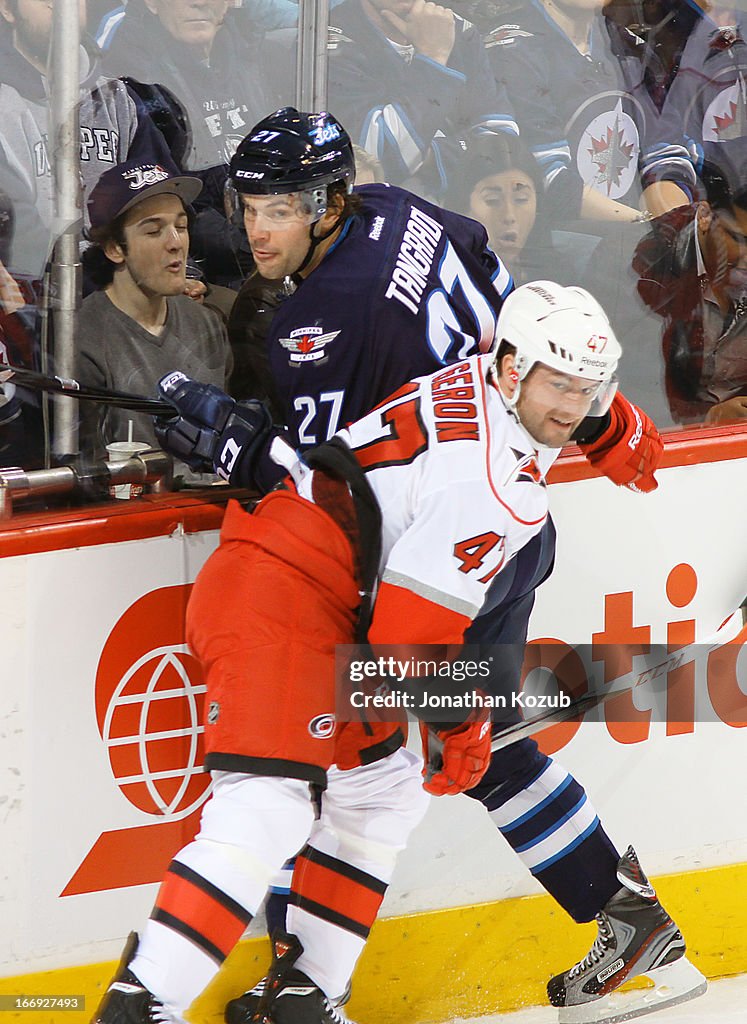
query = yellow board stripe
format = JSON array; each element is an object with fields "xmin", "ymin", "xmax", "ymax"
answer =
[{"xmin": 1, "ymin": 863, "xmax": 745, "ymax": 1023}]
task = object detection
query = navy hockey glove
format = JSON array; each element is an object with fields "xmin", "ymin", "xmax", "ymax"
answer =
[{"xmin": 155, "ymin": 371, "xmax": 290, "ymax": 490}]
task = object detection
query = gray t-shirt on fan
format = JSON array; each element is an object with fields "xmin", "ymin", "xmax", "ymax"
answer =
[{"xmin": 77, "ymin": 290, "xmax": 232, "ymax": 454}]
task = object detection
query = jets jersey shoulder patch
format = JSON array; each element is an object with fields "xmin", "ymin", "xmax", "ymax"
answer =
[{"xmin": 485, "ymin": 24, "xmax": 534, "ymax": 48}]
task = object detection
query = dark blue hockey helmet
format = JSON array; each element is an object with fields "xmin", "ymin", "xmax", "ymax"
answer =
[{"xmin": 229, "ymin": 107, "xmax": 356, "ymax": 197}]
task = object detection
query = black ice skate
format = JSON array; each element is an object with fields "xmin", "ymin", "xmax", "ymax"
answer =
[
  {"xmin": 225, "ymin": 931, "xmax": 354, "ymax": 1024},
  {"xmin": 90, "ymin": 933, "xmax": 179, "ymax": 1024},
  {"xmin": 547, "ymin": 846, "xmax": 707, "ymax": 1024}
]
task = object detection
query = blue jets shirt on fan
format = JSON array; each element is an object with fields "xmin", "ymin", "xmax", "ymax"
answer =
[
  {"xmin": 656, "ymin": 8, "xmax": 747, "ymax": 182},
  {"xmin": 486, "ymin": 0, "xmax": 696, "ymax": 219},
  {"xmin": 268, "ymin": 182, "xmax": 513, "ymax": 448}
]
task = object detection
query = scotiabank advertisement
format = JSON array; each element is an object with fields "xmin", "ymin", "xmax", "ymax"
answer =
[{"xmin": 1, "ymin": 458, "xmax": 746, "ymax": 975}]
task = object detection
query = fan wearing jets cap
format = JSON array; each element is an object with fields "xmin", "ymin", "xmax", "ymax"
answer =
[{"xmin": 76, "ymin": 158, "xmax": 232, "ymax": 457}]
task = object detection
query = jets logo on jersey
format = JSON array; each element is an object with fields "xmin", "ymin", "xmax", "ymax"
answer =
[
  {"xmin": 702, "ymin": 77, "xmax": 747, "ymax": 142},
  {"xmin": 484, "ymin": 24, "xmax": 533, "ymax": 48},
  {"xmin": 279, "ymin": 327, "xmax": 341, "ymax": 366},
  {"xmin": 507, "ymin": 448, "xmax": 546, "ymax": 487},
  {"xmin": 577, "ymin": 100, "xmax": 639, "ymax": 200}
]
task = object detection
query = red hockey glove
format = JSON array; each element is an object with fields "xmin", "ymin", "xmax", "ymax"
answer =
[
  {"xmin": 578, "ymin": 393, "xmax": 662, "ymax": 492},
  {"xmin": 420, "ymin": 709, "xmax": 492, "ymax": 796}
]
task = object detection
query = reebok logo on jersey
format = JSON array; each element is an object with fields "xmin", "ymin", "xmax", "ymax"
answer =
[
  {"xmin": 369, "ymin": 215, "xmax": 386, "ymax": 240},
  {"xmin": 279, "ymin": 327, "xmax": 340, "ymax": 365}
]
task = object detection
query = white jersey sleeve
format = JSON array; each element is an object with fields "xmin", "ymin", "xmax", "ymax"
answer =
[{"xmin": 335, "ymin": 356, "xmax": 558, "ymax": 643}]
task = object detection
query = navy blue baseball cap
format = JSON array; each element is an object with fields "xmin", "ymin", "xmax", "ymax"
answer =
[{"xmin": 87, "ymin": 158, "xmax": 202, "ymax": 231}]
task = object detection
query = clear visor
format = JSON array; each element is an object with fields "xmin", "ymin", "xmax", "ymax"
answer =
[
  {"xmin": 527, "ymin": 371, "xmax": 618, "ymax": 417},
  {"xmin": 225, "ymin": 184, "xmax": 328, "ymax": 231},
  {"xmin": 586, "ymin": 377, "xmax": 618, "ymax": 417}
]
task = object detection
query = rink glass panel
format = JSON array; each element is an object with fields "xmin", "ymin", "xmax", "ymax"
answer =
[{"xmin": 1, "ymin": 0, "xmax": 746, "ymax": 489}]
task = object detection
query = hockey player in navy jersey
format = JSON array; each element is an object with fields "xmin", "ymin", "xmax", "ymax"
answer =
[
  {"xmin": 92, "ymin": 282, "xmax": 706, "ymax": 1024},
  {"xmin": 222, "ymin": 107, "xmax": 513, "ymax": 450}
]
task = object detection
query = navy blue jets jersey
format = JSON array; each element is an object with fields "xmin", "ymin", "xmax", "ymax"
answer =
[
  {"xmin": 486, "ymin": 1, "xmax": 696, "ymax": 218},
  {"xmin": 657, "ymin": 9, "xmax": 747, "ymax": 186},
  {"xmin": 268, "ymin": 182, "xmax": 513, "ymax": 448}
]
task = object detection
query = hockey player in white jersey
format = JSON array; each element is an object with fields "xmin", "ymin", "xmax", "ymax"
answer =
[{"xmin": 92, "ymin": 283, "xmax": 704, "ymax": 1024}]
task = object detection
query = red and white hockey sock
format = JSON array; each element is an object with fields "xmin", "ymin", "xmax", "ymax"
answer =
[{"xmin": 131, "ymin": 772, "xmax": 317, "ymax": 1013}]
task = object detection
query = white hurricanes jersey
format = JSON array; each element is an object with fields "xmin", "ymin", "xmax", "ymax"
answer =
[{"xmin": 321, "ymin": 354, "xmax": 560, "ymax": 629}]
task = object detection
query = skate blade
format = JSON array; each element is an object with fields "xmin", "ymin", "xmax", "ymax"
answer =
[{"xmin": 558, "ymin": 956, "xmax": 707, "ymax": 1024}]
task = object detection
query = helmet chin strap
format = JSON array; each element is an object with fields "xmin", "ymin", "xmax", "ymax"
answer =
[
  {"xmin": 294, "ymin": 215, "xmax": 344, "ymax": 278},
  {"xmin": 493, "ymin": 369, "xmax": 551, "ymax": 451}
]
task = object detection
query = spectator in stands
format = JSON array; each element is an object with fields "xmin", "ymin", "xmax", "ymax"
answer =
[
  {"xmin": 485, "ymin": 0, "xmax": 695, "ymax": 226},
  {"xmin": 633, "ymin": 158, "xmax": 747, "ymax": 424},
  {"xmin": 449, "ymin": 131, "xmax": 602, "ymax": 286},
  {"xmin": 603, "ymin": 0, "xmax": 702, "ymax": 113},
  {"xmin": 77, "ymin": 159, "xmax": 232, "ymax": 455},
  {"xmin": 102, "ymin": 0, "xmax": 279, "ymax": 288},
  {"xmin": 0, "ymin": 189, "xmax": 45, "ymax": 467},
  {"xmin": 93, "ymin": 0, "xmax": 300, "ymax": 49},
  {"xmin": 653, "ymin": 1, "xmax": 746, "ymax": 191},
  {"xmin": 326, "ymin": 0, "xmax": 518, "ymax": 200},
  {"xmin": 0, "ymin": 0, "xmax": 174, "ymax": 279}
]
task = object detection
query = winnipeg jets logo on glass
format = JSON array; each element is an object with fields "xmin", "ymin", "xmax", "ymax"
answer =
[{"xmin": 279, "ymin": 327, "xmax": 341, "ymax": 366}]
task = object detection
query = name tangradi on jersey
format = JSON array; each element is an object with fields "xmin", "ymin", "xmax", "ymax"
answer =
[
  {"xmin": 385, "ymin": 205, "xmax": 444, "ymax": 315},
  {"xmin": 431, "ymin": 361, "xmax": 481, "ymax": 443},
  {"xmin": 279, "ymin": 326, "xmax": 341, "ymax": 365}
]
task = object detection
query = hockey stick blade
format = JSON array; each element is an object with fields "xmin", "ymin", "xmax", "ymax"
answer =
[
  {"xmin": 490, "ymin": 616, "xmax": 743, "ymax": 752},
  {"xmin": 0, "ymin": 362, "xmax": 175, "ymax": 417}
]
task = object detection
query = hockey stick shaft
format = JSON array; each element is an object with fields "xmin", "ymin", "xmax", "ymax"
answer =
[
  {"xmin": 0, "ymin": 362, "xmax": 175, "ymax": 416},
  {"xmin": 490, "ymin": 622, "xmax": 741, "ymax": 752}
]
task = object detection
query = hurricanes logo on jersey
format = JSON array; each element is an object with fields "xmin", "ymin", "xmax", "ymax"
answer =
[
  {"xmin": 279, "ymin": 327, "xmax": 341, "ymax": 366},
  {"xmin": 508, "ymin": 448, "xmax": 546, "ymax": 487}
]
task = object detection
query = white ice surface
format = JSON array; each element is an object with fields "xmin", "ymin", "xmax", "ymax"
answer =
[{"xmin": 453, "ymin": 973, "xmax": 747, "ymax": 1023}]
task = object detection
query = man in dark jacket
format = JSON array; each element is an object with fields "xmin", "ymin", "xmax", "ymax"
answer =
[{"xmin": 102, "ymin": 0, "xmax": 280, "ymax": 286}]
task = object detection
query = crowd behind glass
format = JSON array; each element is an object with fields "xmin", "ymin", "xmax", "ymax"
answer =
[{"xmin": 0, "ymin": 0, "xmax": 745, "ymax": 487}]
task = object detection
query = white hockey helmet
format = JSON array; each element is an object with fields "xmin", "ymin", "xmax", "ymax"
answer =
[{"xmin": 495, "ymin": 281, "xmax": 621, "ymax": 415}]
